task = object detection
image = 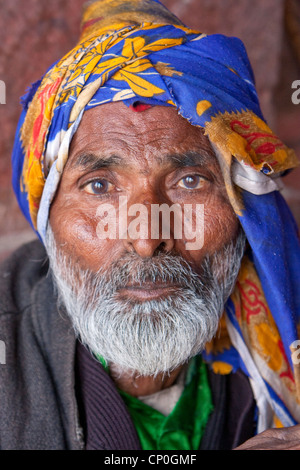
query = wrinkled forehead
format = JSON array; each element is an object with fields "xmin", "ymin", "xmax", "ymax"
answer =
[{"xmin": 67, "ymin": 101, "xmax": 217, "ymax": 169}]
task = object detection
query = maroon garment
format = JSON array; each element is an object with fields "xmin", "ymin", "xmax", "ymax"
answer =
[
  {"xmin": 76, "ymin": 343, "xmax": 141, "ymax": 450},
  {"xmin": 76, "ymin": 342, "xmax": 256, "ymax": 450}
]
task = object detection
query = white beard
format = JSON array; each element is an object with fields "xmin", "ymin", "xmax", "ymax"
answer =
[{"xmin": 46, "ymin": 226, "xmax": 245, "ymax": 377}]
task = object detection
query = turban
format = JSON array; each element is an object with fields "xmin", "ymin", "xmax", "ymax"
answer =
[{"xmin": 12, "ymin": 0, "xmax": 300, "ymax": 433}]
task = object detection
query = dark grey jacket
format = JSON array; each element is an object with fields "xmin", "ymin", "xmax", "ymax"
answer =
[
  {"xmin": 0, "ymin": 240, "xmax": 84, "ymax": 449},
  {"xmin": 0, "ymin": 241, "xmax": 255, "ymax": 450}
]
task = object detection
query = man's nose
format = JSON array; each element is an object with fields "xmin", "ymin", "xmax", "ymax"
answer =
[{"xmin": 121, "ymin": 193, "xmax": 175, "ymax": 258}]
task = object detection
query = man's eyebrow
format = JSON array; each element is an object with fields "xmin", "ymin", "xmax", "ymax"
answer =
[
  {"xmin": 68, "ymin": 149, "xmax": 215, "ymax": 172},
  {"xmin": 162, "ymin": 150, "xmax": 215, "ymax": 168},
  {"xmin": 68, "ymin": 153, "xmax": 126, "ymax": 171}
]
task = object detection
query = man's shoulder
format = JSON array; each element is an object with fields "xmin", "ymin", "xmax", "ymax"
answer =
[
  {"xmin": 0, "ymin": 239, "xmax": 49, "ymax": 317},
  {"xmin": 0, "ymin": 240, "xmax": 80, "ymax": 450}
]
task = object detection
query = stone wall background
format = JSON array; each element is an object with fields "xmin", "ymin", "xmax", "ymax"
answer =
[{"xmin": 0, "ymin": 0, "xmax": 299, "ymax": 261}]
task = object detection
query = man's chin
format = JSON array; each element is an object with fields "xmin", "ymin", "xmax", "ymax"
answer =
[{"xmin": 81, "ymin": 334, "xmax": 198, "ymax": 378}]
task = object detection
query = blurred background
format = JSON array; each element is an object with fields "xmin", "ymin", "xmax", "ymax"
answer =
[{"xmin": 0, "ymin": 0, "xmax": 299, "ymax": 261}]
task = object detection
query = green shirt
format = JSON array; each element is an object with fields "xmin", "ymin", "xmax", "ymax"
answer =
[{"xmin": 98, "ymin": 355, "xmax": 213, "ymax": 450}]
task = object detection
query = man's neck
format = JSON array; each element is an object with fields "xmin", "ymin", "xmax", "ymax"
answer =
[{"xmin": 109, "ymin": 363, "xmax": 184, "ymax": 397}]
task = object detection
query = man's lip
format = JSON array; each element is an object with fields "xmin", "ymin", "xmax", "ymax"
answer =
[{"xmin": 117, "ymin": 282, "xmax": 183, "ymax": 300}]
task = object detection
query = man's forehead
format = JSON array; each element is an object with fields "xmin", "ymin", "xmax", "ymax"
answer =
[{"xmin": 68, "ymin": 101, "xmax": 216, "ymax": 167}]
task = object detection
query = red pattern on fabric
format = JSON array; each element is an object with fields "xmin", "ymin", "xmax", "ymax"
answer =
[
  {"xmin": 230, "ymin": 119, "xmax": 284, "ymax": 156},
  {"xmin": 81, "ymin": 17, "xmax": 104, "ymax": 33},
  {"xmin": 237, "ymin": 279, "xmax": 268, "ymax": 324}
]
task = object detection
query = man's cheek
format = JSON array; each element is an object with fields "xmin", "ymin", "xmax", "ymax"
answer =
[
  {"xmin": 50, "ymin": 203, "xmax": 100, "ymax": 249},
  {"xmin": 202, "ymin": 206, "xmax": 239, "ymax": 252},
  {"xmin": 71, "ymin": 211, "xmax": 108, "ymax": 244}
]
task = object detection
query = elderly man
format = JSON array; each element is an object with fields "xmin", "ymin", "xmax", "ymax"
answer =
[{"xmin": 0, "ymin": 0, "xmax": 300, "ymax": 451}]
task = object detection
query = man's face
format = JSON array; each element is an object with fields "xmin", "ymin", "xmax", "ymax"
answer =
[
  {"xmin": 47, "ymin": 102, "xmax": 244, "ymax": 376},
  {"xmin": 50, "ymin": 102, "xmax": 239, "ymax": 275}
]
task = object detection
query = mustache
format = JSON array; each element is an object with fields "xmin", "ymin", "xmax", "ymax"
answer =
[
  {"xmin": 97, "ymin": 251, "xmax": 204, "ymax": 291},
  {"xmin": 47, "ymin": 224, "xmax": 246, "ymax": 304}
]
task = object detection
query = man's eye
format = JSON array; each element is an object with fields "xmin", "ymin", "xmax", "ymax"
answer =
[
  {"xmin": 83, "ymin": 179, "xmax": 114, "ymax": 195},
  {"xmin": 177, "ymin": 175, "xmax": 205, "ymax": 190}
]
